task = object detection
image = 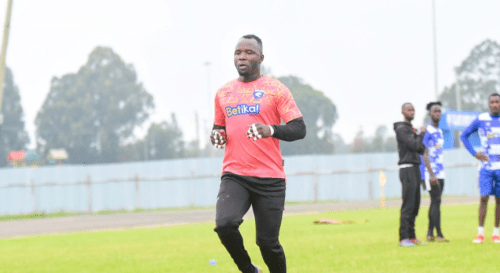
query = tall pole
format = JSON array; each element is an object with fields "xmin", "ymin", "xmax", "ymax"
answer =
[
  {"xmin": 204, "ymin": 61, "xmax": 211, "ymax": 120},
  {"xmin": 0, "ymin": 0, "xmax": 14, "ymax": 125},
  {"xmin": 432, "ymin": 0, "xmax": 439, "ymax": 100},
  {"xmin": 455, "ymin": 68, "xmax": 461, "ymax": 111},
  {"xmin": 194, "ymin": 110, "xmax": 200, "ymax": 150},
  {"xmin": 204, "ymin": 62, "xmax": 211, "ymax": 156}
]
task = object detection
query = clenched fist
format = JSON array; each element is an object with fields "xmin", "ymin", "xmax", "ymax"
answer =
[
  {"xmin": 211, "ymin": 129, "xmax": 227, "ymax": 149},
  {"xmin": 247, "ymin": 123, "xmax": 272, "ymax": 141}
]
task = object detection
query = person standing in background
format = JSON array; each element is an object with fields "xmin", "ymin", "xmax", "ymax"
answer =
[
  {"xmin": 421, "ymin": 102, "xmax": 449, "ymax": 242},
  {"xmin": 394, "ymin": 103, "xmax": 427, "ymax": 247}
]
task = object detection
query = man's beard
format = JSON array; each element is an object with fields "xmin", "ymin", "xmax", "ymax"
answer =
[{"xmin": 237, "ymin": 69, "xmax": 250, "ymax": 77}]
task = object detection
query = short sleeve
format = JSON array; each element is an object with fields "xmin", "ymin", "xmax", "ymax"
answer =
[
  {"xmin": 277, "ymin": 86, "xmax": 302, "ymax": 123},
  {"xmin": 214, "ymin": 93, "xmax": 226, "ymax": 127}
]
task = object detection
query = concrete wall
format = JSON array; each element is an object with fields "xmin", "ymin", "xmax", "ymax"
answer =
[{"xmin": 0, "ymin": 149, "xmax": 480, "ymax": 215}]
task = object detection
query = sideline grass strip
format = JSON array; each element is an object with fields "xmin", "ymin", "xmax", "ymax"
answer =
[{"xmin": 0, "ymin": 203, "xmax": 497, "ymax": 273}]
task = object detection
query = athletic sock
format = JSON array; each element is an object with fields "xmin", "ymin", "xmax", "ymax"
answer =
[
  {"xmin": 478, "ymin": 226, "xmax": 485, "ymax": 236},
  {"xmin": 493, "ymin": 227, "xmax": 499, "ymax": 236}
]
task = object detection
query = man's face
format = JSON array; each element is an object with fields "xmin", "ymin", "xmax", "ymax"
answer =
[
  {"xmin": 490, "ymin": 96, "xmax": 500, "ymax": 115},
  {"xmin": 402, "ymin": 104, "xmax": 415, "ymax": 121},
  {"xmin": 234, "ymin": 39, "xmax": 263, "ymax": 77},
  {"xmin": 429, "ymin": 105, "xmax": 442, "ymax": 123}
]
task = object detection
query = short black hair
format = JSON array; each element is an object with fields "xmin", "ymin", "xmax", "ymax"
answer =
[
  {"xmin": 489, "ymin": 93, "xmax": 500, "ymax": 100},
  {"xmin": 402, "ymin": 102, "xmax": 412, "ymax": 110},
  {"xmin": 241, "ymin": 34, "xmax": 263, "ymax": 53},
  {"xmin": 426, "ymin": 101, "xmax": 442, "ymax": 111}
]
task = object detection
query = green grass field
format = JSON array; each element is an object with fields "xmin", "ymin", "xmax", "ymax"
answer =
[{"xmin": 0, "ymin": 203, "xmax": 498, "ymax": 273}]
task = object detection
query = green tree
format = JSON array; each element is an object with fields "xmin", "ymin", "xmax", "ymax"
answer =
[
  {"xmin": 384, "ymin": 136, "xmax": 397, "ymax": 152},
  {"xmin": 439, "ymin": 39, "xmax": 500, "ymax": 112},
  {"xmin": 351, "ymin": 127, "xmax": 366, "ymax": 153},
  {"xmin": 119, "ymin": 114, "xmax": 186, "ymax": 161},
  {"xmin": 332, "ymin": 133, "xmax": 348, "ymax": 154},
  {"xmin": 277, "ymin": 76, "xmax": 338, "ymax": 155},
  {"xmin": 145, "ymin": 114, "xmax": 185, "ymax": 160},
  {"xmin": 368, "ymin": 125, "xmax": 387, "ymax": 153},
  {"xmin": 35, "ymin": 47, "xmax": 154, "ymax": 164},
  {"xmin": 0, "ymin": 67, "xmax": 30, "ymax": 166}
]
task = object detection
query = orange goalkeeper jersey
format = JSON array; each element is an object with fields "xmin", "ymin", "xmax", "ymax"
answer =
[{"xmin": 214, "ymin": 75, "xmax": 302, "ymax": 179}]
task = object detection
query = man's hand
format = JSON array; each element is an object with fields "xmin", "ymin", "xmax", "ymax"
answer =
[
  {"xmin": 247, "ymin": 123, "xmax": 272, "ymax": 141},
  {"xmin": 211, "ymin": 129, "xmax": 226, "ymax": 149},
  {"xmin": 420, "ymin": 126, "xmax": 427, "ymax": 134},
  {"xmin": 474, "ymin": 151, "xmax": 489, "ymax": 162},
  {"xmin": 429, "ymin": 174, "xmax": 439, "ymax": 185}
]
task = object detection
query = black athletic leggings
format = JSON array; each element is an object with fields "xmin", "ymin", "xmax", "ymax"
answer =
[{"xmin": 427, "ymin": 179, "xmax": 444, "ymax": 237}]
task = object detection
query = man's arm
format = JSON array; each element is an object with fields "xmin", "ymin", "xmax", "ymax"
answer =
[
  {"xmin": 423, "ymin": 148, "xmax": 438, "ymax": 185},
  {"xmin": 211, "ymin": 93, "xmax": 227, "ymax": 148},
  {"xmin": 271, "ymin": 117, "xmax": 306, "ymax": 142},
  {"xmin": 460, "ymin": 118, "xmax": 480, "ymax": 156},
  {"xmin": 213, "ymin": 125, "xmax": 225, "ymax": 130},
  {"xmin": 247, "ymin": 117, "xmax": 306, "ymax": 142},
  {"xmin": 395, "ymin": 126, "xmax": 425, "ymax": 153},
  {"xmin": 460, "ymin": 118, "xmax": 488, "ymax": 162}
]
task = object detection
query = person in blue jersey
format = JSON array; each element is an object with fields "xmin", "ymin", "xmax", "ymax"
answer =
[
  {"xmin": 460, "ymin": 93, "xmax": 500, "ymax": 244},
  {"xmin": 421, "ymin": 102, "xmax": 449, "ymax": 242}
]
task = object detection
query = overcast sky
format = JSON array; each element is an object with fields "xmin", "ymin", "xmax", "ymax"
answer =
[{"xmin": 2, "ymin": 0, "xmax": 500, "ymax": 148}]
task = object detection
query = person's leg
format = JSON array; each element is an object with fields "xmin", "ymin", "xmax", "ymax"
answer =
[
  {"xmin": 214, "ymin": 174, "xmax": 254, "ymax": 273},
  {"xmin": 495, "ymin": 197, "xmax": 500, "ymax": 228},
  {"xmin": 434, "ymin": 179, "xmax": 444, "ymax": 238},
  {"xmin": 428, "ymin": 182, "xmax": 439, "ymax": 238},
  {"xmin": 493, "ymin": 196, "xmax": 500, "ymax": 242},
  {"xmin": 479, "ymin": 195, "xmax": 489, "ymax": 227},
  {"xmin": 474, "ymin": 169, "xmax": 493, "ymax": 243},
  {"xmin": 409, "ymin": 166, "xmax": 421, "ymax": 240},
  {"xmin": 490, "ymin": 172, "xmax": 500, "ymax": 243},
  {"xmin": 399, "ymin": 167, "xmax": 417, "ymax": 242},
  {"xmin": 478, "ymin": 169, "xmax": 493, "ymax": 228},
  {"xmin": 251, "ymin": 179, "xmax": 287, "ymax": 273}
]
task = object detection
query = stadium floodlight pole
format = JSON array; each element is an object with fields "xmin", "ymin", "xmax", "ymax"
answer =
[
  {"xmin": 204, "ymin": 61, "xmax": 212, "ymax": 155},
  {"xmin": 204, "ymin": 61, "xmax": 211, "ymax": 118},
  {"xmin": 455, "ymin": 67, "xmax": 461, "ymax": 111},
  {"xmin": 432, "ymin": 0, "xmax": 439, "ymax": 100},
  {"xmin": 0, "ymin": 0, "xmax": 14, "ymax": 125}
]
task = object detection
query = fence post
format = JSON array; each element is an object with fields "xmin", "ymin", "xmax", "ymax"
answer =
[
  {"xmin": 368, "ymin": 159, "xmax": 373, "ymax": 201},
  {"xmin": 313, "ymin": 166, "xmax": 319, "ymax": 203},
  {"xmin": 190, "ymin": 170, "xmax": 195, "ymax": 207},
  {"xmin": 30, "ymin": 179, "xmax": 36, "ymax": 213},
  {"xmin": 135, "ymin": 173, "xmax": 140, "ymax": 209},
  {"xmin": 87, "ymin": 175, "xmax": 92, "ymax": 213}
]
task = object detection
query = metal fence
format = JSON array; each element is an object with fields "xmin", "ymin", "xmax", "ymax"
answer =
[{"xmin": 0, "ymin": 149, "xmax": 480, "ymax": 216}]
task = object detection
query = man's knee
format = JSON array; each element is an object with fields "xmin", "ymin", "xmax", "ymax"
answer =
[
  {"xmin": 214, "ymin": 219, "xmax": 242, "ymax": 233},
  {"xmin": 256, "ymin": 238, "xmax": 281, "ymax": 251},
  {"xmin": 481, "ymin": 196, "xmax": 490, "ymax": 204}
]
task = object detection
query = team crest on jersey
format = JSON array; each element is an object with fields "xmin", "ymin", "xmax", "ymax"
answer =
[{"xmin": 253, "ymin": 90, "xmax": 264, "ymax": 99}]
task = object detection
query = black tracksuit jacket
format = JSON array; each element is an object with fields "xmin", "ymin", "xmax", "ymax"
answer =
[{"xmin": 393, "ymin": 122, "xmax": 426, "ymax": 165}]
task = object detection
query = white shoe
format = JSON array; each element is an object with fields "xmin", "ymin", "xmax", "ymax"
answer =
[{"xmin": 473, "ymin": 234, "xmax": 485, "ymax": 244}]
